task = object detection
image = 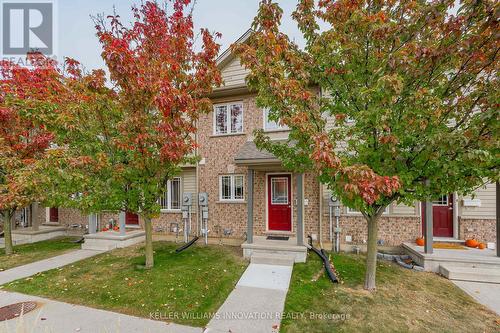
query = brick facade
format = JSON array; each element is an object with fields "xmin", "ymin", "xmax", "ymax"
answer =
[
  {"xmin": 459, "ymin": 218, "xmax": 497, "ymax": 243},
  {"xmin": 319, "ymin": 215, "xmax": 422, "ymax": 246},
  {"xmin": 197, "ymin": 94, "xmax": 257, "ymax": 240},
  {"xmin": 7, "ymin": 93, "xmax": 496, "ymax": 248}
]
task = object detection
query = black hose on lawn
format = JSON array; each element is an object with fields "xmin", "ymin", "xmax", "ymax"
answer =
[
  {"xmin": 70, "ymin": 237, "xmax": 85, "ymax": 244},
  {"xmin": 175, "ymin": 236, "xmax": 200, "ymax": 253},
  {"xmin": 308, "ymin": 236, "xmax": 338, "ymax": 284}
]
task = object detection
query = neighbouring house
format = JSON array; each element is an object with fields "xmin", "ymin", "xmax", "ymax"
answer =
[{"xmin": 10, "ymin": 30, "xmax": 497, "ymax": 259}]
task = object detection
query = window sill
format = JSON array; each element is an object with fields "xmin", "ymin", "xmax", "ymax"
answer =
[
  {"xmin": 160, "ymin": 209, "xmax": 182, "ymax": 213},
  {"xmin": 263, "ymin": 128, "xmax": 290, "ymax": 133},
  {"xmin": 345, "ymin": 213, "xmax": 389, "ymax": 216},
  {"xmin": 210, "ymin": 133, "xmax": 246, "ymax": 138},
  {"xmin": 216, "ymin": 200, "xmax": 246, "ymax": 204}
]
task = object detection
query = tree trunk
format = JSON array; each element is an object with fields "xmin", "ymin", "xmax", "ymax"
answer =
[
  {"xmin": 364, "ymin": 214, "xmax": 380, "ymax": 291},
  {"xmin": 2, "ymin": 211, "xmax": 14, "ymax": 255},
  {"xmin": 31, "ymin": 203, "xmax": 39, "ymax": 231},
  {"xmin": 144, "ymin": 216, "xmax": 154, "ymax": 269}
]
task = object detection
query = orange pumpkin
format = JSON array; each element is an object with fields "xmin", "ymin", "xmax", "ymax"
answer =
[
  {"xmin": 477, "ymin": 243, "xmax": 486, "ymax": 250},
  {"xmin": 465, "ymin": 239, "xmax": 479, "ymax": 248},
  {"xmin": 416, "ymin": 237, "xmax": 425, "ymax": 246}
]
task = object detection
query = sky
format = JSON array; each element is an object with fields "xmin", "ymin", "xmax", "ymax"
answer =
[{"xmin": 57, "ymin": 0, "xmax": 305, "ymax": 72}]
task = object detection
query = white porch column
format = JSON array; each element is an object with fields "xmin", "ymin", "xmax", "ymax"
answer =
[
  {"xmin": 247, "ymin": 169, "xmax": 254, "ymax": 244},
  {"xmin": 296, "ymin": 173, "xmax": 304, "ymax": 246}
]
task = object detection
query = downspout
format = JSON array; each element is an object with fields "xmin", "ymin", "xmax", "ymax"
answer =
[
  {"xmin": 318, "ymin": 182, "xmax": 324, "ymax": 249},
  {"xmin": 195, "ymin": 119, "xmax": 200, "ymax": 237},
  {"xmin": 317, "ymin": 88, "xmax": 324, "ymax": 249}
]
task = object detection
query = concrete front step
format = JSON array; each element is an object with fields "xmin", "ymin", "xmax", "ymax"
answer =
[
  {"xmin": 242, "ymin": 236, "xmax": 307, "ymax": 263},
  {"xmin": 433, "ymin": 238, "xmax": 466, "ymax": 244},
  {"xmin": 250, "ymin": 253, "xmax": 295, "ymax": 266},
  {"xmin": 81, "ymin": 231, "xmax": 145, "ymax": 251},
  {"xmin": 439, "ymin": 265, "xmax": 500, "ymax": 284}
]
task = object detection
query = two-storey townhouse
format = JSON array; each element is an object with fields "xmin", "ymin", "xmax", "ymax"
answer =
[{"xmin": 9, "ymin": 31, "xmax": 497, "ymax": 259}]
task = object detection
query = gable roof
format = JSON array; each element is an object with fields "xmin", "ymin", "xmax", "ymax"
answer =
[{"xmin": 216, "ymin": 29, "xmax": 253, "ymax": 69}]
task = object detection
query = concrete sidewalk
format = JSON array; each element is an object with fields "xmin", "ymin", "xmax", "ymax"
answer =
[
  {"xmin": 452, "ymin": 280, "xmax": 500, "ymax": 316},
  {"xmin": 0, "ymin": 249, "xmax": 104, "ymax": 285},
  {"xmin": 0, "ymin": 291, "xmax": 201, "ymax": 333},
  {"xmin": 205, "ymin": 263, "xmax": 293, "ymax": 333}
]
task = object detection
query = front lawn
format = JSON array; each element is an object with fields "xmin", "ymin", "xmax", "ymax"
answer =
[
  {"xmin": 282, "ymin": 252, "xmax": 499, "ymax": 332},
  {"xmin": 3, "ymin": 242, "xmax": 247, "ymax": 327},
  {"xmin": 0, "ymin": 237, "xmax": 81, "ymax": 271}
]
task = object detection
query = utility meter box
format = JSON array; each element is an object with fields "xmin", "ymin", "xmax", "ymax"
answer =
[
  {"xmin": 198, "ymin": 192, "xmax": 208, "ymax": 206},
  {"xmin": 334, "ymin": 206, "xmax": 341, "ymax": 217},
  {"xmin": 201, "ymin": 207, "xmax": 209, "ymax": 219},
  {"xmin": 329, "ymin": 195, "xmax": 341, "ymax": 207},
  {"xmin": 182, "ymin": 193, "xmax": 193, "ymax": 206},
  {"xmin": 181, "ymin": 205, "xmax": 189, "ymax": 219}
]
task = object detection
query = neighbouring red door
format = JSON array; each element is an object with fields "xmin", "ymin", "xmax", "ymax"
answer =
[
  {"xmin": 125, "ymin": 212, "xmax": 139, "ymax": 225},
  {"xmin": 268, "ymin": 174, "xmax": 292, "ymax": 231},
  {"xmin": 422, "ymin": 194, "xmax": 453, "ymax": 237},
  {"xmin": 49, "ymin": 207, "xmax": 59, "ymax": 223}
]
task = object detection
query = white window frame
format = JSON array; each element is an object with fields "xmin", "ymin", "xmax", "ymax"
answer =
[
  {"xmin": 219, "ymin": 174, "xmax": 245, "ymax": 202},
  {"xmin": 263, "ymin": 107, "xmax": 289, "ymax": 132},
  {"xmin": 160, "ymin": 177, "xmax": 182, "ymax": 212},
  {"xmin": 213, "ymin": 102, "xmax": 244, "ymax": 135},
  {"xmin": 346, "ymin": 205, "xmax": 389, "ymax": 215},
  {"xmin": 433, "ymin": 195, "xmax": 449, "ymax": 206},
  {"xmin": 270, "ymin": 177, "xmax": 289, "ymax": 205}
]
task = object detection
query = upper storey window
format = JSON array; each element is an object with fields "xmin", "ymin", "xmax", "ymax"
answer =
[
  {"xmin": 263, "ymin": 108, "xmax": 289, "ymax": 131},
  {"xmin": 214, "ymin": 102, "xmax": 243, "ymax": 135}
]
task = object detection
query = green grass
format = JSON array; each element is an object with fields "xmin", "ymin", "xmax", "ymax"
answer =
[
  {"xmin": 281, "ymin": 252, "xmax": 500, "ymax": 333},
  {"xmin": 0, "ymin": 237, "xmax": 81, "ymax": 271},
  {"xmin": 3, "ymin": 242, "xmax": 248, "ymax": 327}
]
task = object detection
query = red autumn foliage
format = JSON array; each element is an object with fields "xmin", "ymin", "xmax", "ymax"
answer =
[
  {"xmin": 0, "ymin": 53, "xmax": 61, "ymax": 210},
  {"xmin": 94, "ymin": 1, "xmax": 221, "ymax": 166}
]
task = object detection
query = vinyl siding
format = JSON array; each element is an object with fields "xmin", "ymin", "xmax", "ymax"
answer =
[
  {"xmin": 181, "ymin": 168, "xmax": 196, "ymax": 194},
  {"xmin": 459, "ymin": 182, "xmax": 496, "ymax": 219},
  {"xmin": 221, "ymin": 57, "xmax": 248, "ymax": 87}
]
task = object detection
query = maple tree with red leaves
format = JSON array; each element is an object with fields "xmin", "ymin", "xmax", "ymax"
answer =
[
  {"xmin": 0, "ymin": 53, "xmax": 62, "ymax": 255},
  {"xmin": 235, "ymin": 0, "xmax": 498, "ymax": 289},
  {"xmin": 53, "ymin": 0, "xmax": 221, "ymax": 268}
]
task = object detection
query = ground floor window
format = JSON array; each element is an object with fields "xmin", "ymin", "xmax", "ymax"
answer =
[
  {"xmin": 160, "ymin": 177, "xmax": 181, "ymax": 210},
  {"xmin": 219, "ymin": 175, "xmax": 244, "ymax": 201}
]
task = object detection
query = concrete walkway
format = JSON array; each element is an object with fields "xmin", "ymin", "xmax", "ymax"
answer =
[
  {"xmin": 0, "ymin": 249, "xmax": 104, "ymax": 285},
  {"xmin": 452, "ymin": 280, "xmax": 500, "ymax": 316},
  {"xmin": 0, "ymin": 291, "xmax": 201, "ymax": 333},
  {"xmin": 205, "ymin": 263, "xmax": 293, "ymax": 333}
]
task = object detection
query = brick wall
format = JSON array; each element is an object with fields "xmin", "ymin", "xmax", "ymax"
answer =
[
  {"xmin": 459, "ymin": 218, "xmax": 496, "ymax": 243},
  {"xmin": 197, "ymin": 94, "xmax": 258, "ymax": 240},
  {"xmin": 196, "ymin": 93, "xmax": 323, "ymax": 240},
  {"xmin": 320, "ymin": 213, "xmax": 422, "ymax": 246}
]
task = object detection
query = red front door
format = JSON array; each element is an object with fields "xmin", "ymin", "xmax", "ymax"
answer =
[
  {"xmin": 422, "ymin": 194, "xmax": 453, "ymax": 237},
  {"xmin": 268, "ymin": 175, "xmax": 292, "ymax": 231},
  {"xmin": 125, "ymin": 212, "xmax": 139, "ymax": 225},
  {"xmin": 49, "ymin": 207, "xmax": 59, "ymax": 222}
]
